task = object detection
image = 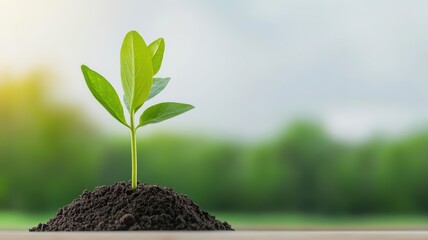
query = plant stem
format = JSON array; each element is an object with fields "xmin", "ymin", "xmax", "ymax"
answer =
[{"xmin": 130, "ymin": 110, "xmax": 137, "ymax": 189}]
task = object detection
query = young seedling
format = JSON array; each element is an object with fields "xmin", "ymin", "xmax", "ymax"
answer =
[{"xmin": 81, "ymin": 31, "xmax": 194, "ymax": 189}]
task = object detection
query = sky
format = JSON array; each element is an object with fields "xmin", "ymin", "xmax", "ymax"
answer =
[{"xmin": 0, "ymin": 0, "xmax": 427, "ymax": 140}]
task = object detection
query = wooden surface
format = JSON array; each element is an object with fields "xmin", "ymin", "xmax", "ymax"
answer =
[{"xmin": 1, "ymin": 231, "xmax": 428, "ymax": 240}]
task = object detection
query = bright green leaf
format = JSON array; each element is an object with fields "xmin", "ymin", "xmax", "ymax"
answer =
[
  {"xmin": 148, "ymin": 38, "xmax": 165, "ymax": 75},
  {"xmin": 81, "ymin": 65, "xmax": 128, "ymax": 127},
  {"xmin": 120, "ymin": 30, "xmax": 153, "ymax": 112},
  {"xmin": 138, "ymin": 102, "xmax": 194, "ymax": 128},
  {"xmin": 147, "ymin": 77, "xmax": 170, "ymax": 100}
]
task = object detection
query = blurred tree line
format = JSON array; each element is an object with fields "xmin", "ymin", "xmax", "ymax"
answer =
[{"xmin": 1, "ymin": 74, "xmax": 428, "ymax": 214}]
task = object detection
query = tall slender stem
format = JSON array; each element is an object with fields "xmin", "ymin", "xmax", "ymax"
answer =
[{"xmin": 130, "ymin": 110, "xmax": 137, "ymax": 189}]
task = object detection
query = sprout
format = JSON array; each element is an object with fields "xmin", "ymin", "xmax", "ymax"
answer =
[{"xmin": 81, "ymin": 31, "xmax": 193, "ymax": 189}]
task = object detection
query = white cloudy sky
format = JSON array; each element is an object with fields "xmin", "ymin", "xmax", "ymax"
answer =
[{"xmin": 0, "ymin": 0, "xmax": 427, "ymax": 140}]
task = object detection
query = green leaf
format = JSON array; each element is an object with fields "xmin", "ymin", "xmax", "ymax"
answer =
[
  {"xmin": 147, "ymin": 77, "xmax": 170, "ymax": 100},
  {"xmin": 81, "ymin": 65, "xmax": 128, "ymax": 127},
  {"xmin": 138, "ymin": 102, "xmax": 194, "ymax": 128},
  {"xmin": 120, "ymin": 30, "xmax": 153, "ymax": 112},
  {"xmin": 148, "ymin": 38, "xmax": 165, "ymax": 75}
]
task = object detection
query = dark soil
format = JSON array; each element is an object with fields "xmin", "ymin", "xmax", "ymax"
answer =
[{"xmin": 30, "ymin": 182, "xmax": 233, "ymax": 231}]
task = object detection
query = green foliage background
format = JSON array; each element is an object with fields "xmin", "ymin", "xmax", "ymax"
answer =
[{"xmin": 1, "ymin": 74, "xmax": 428, "ymax": 215}]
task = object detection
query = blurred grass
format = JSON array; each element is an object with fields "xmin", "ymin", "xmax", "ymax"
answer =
[
  {"xmin": 216, "ymin": 213, "xmax": 428, "ymax": 230},
  {"xmin": 2, "ymin": 211, "xmax": 428, "ymax": 230},
  {"xmin": 0, "ymin": 211, "xmax": 53, "ymax": 230}
]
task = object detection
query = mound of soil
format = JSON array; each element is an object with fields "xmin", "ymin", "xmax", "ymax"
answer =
[{"xmin": 30, "ymin": 182, "xmax": 232, "ymax": 231}]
